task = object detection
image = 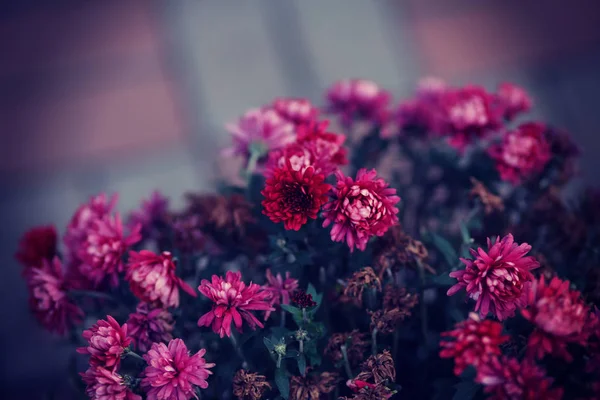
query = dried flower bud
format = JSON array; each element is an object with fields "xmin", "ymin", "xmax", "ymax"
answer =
[
  {"xmin": 344, "ymin": 267, "xmax": 382, "ymax": 304},
  {"xmin": 289, "ymin": 371, "xmax": 339, "ymax": 400},
  {"xmin": 373, "ymin": 226, "xmax": 435, "ymax": 277},
  {"xmin": 292, "ymin": 290, "xmax": 317, "ymax": 309},
  {"xmin": 233, "ymin": 369, "xmax": 271, "ymax": 400},
  {"xmin": 356, "ymin": 350, "xmax": 396, "ymax": 384},
  {"xmin": 382, "ymin": 284, "xmax": 419, "ymax": 312},
  {"xmin": 369, "ymin": 308, "xmax": 409, "ymax": 335},
  {"xmin": 470, "ymin": 178, "xmax": 504, "ymax": 215},
  {"xmin": 325, "ymin": 330, "xmax": 369, "ymax": 366},
  {"xmin": 341, "ymin": 383, "xmax": 395, "ymax": 400}
]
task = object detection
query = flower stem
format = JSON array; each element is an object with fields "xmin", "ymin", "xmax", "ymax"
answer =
[
  {"xmin": 302, "ymin": 308, "xmax": 307, "ymax": 323},
  {"xmin": 280, "ymin": 309, "xmax": 286, "ymax": 328},
  {"xmin": 276, "ymin": 354, "xmax": 282, "ymax": 369},
  {"xmin": 371, "ymin": 328, "xmax": 378, "ymax": 356},
  {"xmin": 299, "ymin": 339, "xmax": 304, "ymax": 354},
  {"xmin": 230, "ymin": 332, "xmax": 249, "ymax": 369},
  {"xmin": 69, "ymin": 290, "xmax": 116, "ymax": 302},
  {"xmin": 340, "ymin": 345, "xmax": 353, "ymax": 379}
]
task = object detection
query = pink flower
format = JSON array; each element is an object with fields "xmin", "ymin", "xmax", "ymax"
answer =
[
  {"xmin": 197, "ymin": 271, "xmax": 274, "ymax": 338},
  {"xmin": 326, "ymin": 79, "xmax": 391, "ymax": 126},
  {"xmin": 26, "ymin": 256, "xmax": 83, "ymax": 335},
  {"xmin": 141, "ymin": 339, "xmax": 215, "ymax": 400},
  {"xmin": 488, "ymin": 122, "xmax": 551, "ymax": 184},
  {"xmin": 223, "ymin": 108, "xmax": 295, "ymax": 160},
  {"xmin": 81, "ymin": 366, "xmax": 141, "ymax": 400},
  {"xmin": 416, "ymin": 77, "xmax": 447, "ymax": 98},
  {"xmin": 15, "ymin": 225, "xmax": 57, "ymax": 274},
  {"xmin": 439, "ymin": 313, "xmax": 508, "ymax": 377},
  {"xmin": 126, "ymin": 250, "xmax": 197, "ymax": 308},
  {"xmin": 263, "ymin": 269, "xmax": 299, "ymax": 320},
  {"xmin": 477, "ymin": 356, "xmax": 563, "ymax": 400},
  {"xmin": 64, "ymin": 193, "xmax": 118, "ymax": 253},
  {"xmin": 521, "ymin": 276, "xmax": 590, "ymax": 362},
  {"xmin": 77, "ymin": 214, "xmax": 141, "ymax": 288},
  {"xmin": 322, "ymin": 169, "xmax": 400, "ymax": 252},
  {"xmin": 127, "ymin": 191, "xmax": 169, "ymax": 238},
  {"xmin": 272, "ymin": 97, "xmax": 319, "ymax": 125},
  {"xmin": 496, "ymin": 82, "xmax": 532, "ymax": 120},
  {"xmin": 77, "ymin": 316, "xmax": 132, "ymax": 371},
  {"xmin": 448, "ymin": 234, "xmax": 539, "ymax": 320},
  {"xmin": 126, "ymin": 303, "xmax": 174, "ymax": 353}
]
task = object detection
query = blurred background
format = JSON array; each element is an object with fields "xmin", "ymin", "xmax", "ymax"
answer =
[{"xmin": 1, "ymin": 0, "xmax": 600, "ymax": 398}]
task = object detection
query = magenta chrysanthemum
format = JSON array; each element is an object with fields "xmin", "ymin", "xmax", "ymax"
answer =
[
  {"xmin": 64, "ymin": 193, "xmax": 117, "ymax": 253},
  {"xmin": 263, "ymin": 269, "xmax": 299, "ymax": 320},
  {"xmin": 126, "ymin": 303, "xmax": 174, "ymax": 353},
  {"xmin": 496, "ymin": 82, "xmax": 532, "ymax": 120},
  {"xmin": 197, "ymin": 271, "xmax": 274, "ymax": 338},
  {"xmin": 126, "ymin": 250, "xmax": 197, "ymax": 308},
  {"xmin": 77, "ymin": 316, "xmax": 132, "ymax": 371},
  {"xmin": 141, "ymin": 339, "xmax": 215, "ymax": 400},
  {"xmin": 81, "ymin": 366, "xmax": 141, "ymax": 400},
  {"xmin": 326, "ymin": 79, "xmax": 391, "ymax": 126},
  {"xmin": 272, "ymin": 97, "xmax": 319, "ymax": 125},
  {"xmin": 439, "ymin": 313, "xmax": 508, "ymax": 377},
  {"xmin": 127, "ymin": 191, "xmax": 169, "ymax": 238},
  {"xmin": 521, "ymin": 276, "xmax": 590, "ymax": 362},
  {"xmin": 488, "ymin": 122, "xmax": 551, "ymax": 184},
  {"xmin": 26, "ymin": 256, "xmax": 83, "ymax": 335},
  {"xmin": 76, "ymin": 214, "xmax": 141, "ymax": 288},
  {"xmin": 447, "ymin": 234, "xmax": 539, "ymax": 320},
  {"xmin": 322, "ymin": 169, "xmax": 400, "ymax": 252},
  {"xmin": 15, "ymin": 225, "xmax": 57, "ymax": 274}
]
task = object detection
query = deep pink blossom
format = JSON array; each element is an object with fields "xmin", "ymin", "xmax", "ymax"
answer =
[
  {"xmin": 15, "ymin": 225, "xmax": 57, "ymax": 274},
  {"xmin": 64, "ymin": 193, "xmax": 118, "ymax": 253},
  {"xmin": 326, "ymin": 79, "xmax": 391, "ymax": 126},
  {"xmin": 127, "ymin": 191, "xmax": 169, "ymax": 238},
  {"xmin": 521, "ymin": 276, "xmax": 590, "ymax": 362},
  {"xmin": 77, "ymin": 316, "xmax": 132, "ymax": 371},
  {"xmin": 496, "ymin": 82, "xmax": 532, "ymax": 120},
  {"xmin": 81, "ymin": 366, "xmax": 141, "ymax": 400},
  {"xmin": 26, "ymin": 256, "xmax": 83, "ymax": 335},
  {"xmin": 77, "ymin": 214, "xmax": 141, "ymax": 288},
  {"xmin": 223, "ymin": 108, "xmax": 295, "ymax": 161},
  {"xmin": 126, "ymin": 250, "xmax": 197, "ymax": 308},
  {"xmin": 448, "ymin": 234, "xmax": 539, "ymax": 320},
  {"xmin": 272, "ymin": 97, "xmax": 319, "ymax": 125},
  {"xmin": 322, "ymin": 169, "xmax": 400, "ymax": 252},
  {"xmin": 477, "ymin": 356, "xmax": 563, "ymax": 400},
  {"xmin": 263, "ymin": 143, "xmax": 314, "ymax": 179},
  {"xmin": 488, "ymin": 122, "xmax": 551, "ymax": 184},
  {"xmin": 126, "ymin": 303, "xmax": 174, "ymax": 353},
  {"xmin": 263, "ymin": 269, "xmax": 299, "ymax": 320},
  {"xmin": 440, "ymin": 313, "xmax": 508, "ymax": 377},
  {"xmin": 141, "ymin": 339, "xmax": 215, "ymax": 400},
  {"xmin": 197, "ymin": 271, "xmax": 274, "ymax": 338}
]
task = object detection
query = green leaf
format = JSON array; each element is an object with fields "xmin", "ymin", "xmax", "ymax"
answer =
[
  {"xmin": 297, "ymin": 354, "xmax": 307, "ymax": 376},
  {"xmin": 430, "ymin": 272, "xmax": 455, "ymax": 287},
  {"xmin": 306, "ymin": 321, "xmax": 326, "ymax": 338},
  {"xmin": 275, "ymin": 367, "xmax": 290, "ymax": 399},
  {"xmin": 459, "ymin": 222, "xmax": 471, "ymax": 244},
  {"xmin": 263, "ymin": 337, "xmax": 275, "ymax": 352},
  {"xmin": 306, "ymin": 284, "xmax": 323, "ymax": 313},
  {"xmin": 280, "ymin": 304, "xmax": 302, "ymax": 317},
  {"xmin": 429, "ymin": 233, "xmax": 458, "ymax": 267},
  {"xmin": 284, "ymin": 350, "xmax": 300, "ymax": 359}
]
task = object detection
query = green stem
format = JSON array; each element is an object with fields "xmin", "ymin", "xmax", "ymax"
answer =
[
  {"xmin": 280, "ymin": 309, "xmax": 286, "ymax": 328},
  {"xmin": 371, "ymin": 328, "xmax": 378, "ymax": 356},
  {"xmin": 69, "ymin": 290, "xmax": 116, "ymax": 302},
  {"xmin": 302, "ymin": 308, "xmax": 308, "ymax": 323},
  {"xmin": 340, "ymin": 345, "xmax": 353, "ymax": 379},
  {"xmin": 276, "ymin": 354, "xmax": 282, "ymax": 369},
  {"xmin": 299, "ymin": 340, "xmax": 304, "ymax": 354},
  {"xmin": 230, "ymin": 332, "xmax": 249, "ymax": 369}
]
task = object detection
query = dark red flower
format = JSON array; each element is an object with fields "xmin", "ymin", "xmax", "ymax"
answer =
[
  {"xmin": 15, "ymin": 225, "xmax": 57, "ymax": 274},
  {"xmin": 440, "ymin": 313, "xmax": 508, "ymax": 377},
  {"xmin": 521, "ymin": 276, "xmax": 590, "ymax": 362},
  {"xmin": 77, "ymin": 316, "xmax": 132, "ymax": 371},
  {"xmin": 261, "ymin": 161, "xmax": 331, "ymax": 231},
  {"xmin": 292, "ymin": 290, "xmax": 317, "ymax": 309}
]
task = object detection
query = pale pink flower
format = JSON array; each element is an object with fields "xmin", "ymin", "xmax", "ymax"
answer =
[
  {"xmin": 263, "ymin": 269, "xmax": 299, "ymax": 320},
  {"xmin": 326, "ymin": 79, "xmax": 391, "ymax": 126},
  {"xmin": 81, "ymin": 366, "xmax": 141, "ymax": 400},
  {"xmin": 126, "ymin": 303, "xmax": 174, "ymax": 353},
  {"xmin": 322, "ymin": 169, "xmax": 400, "ymax": 252},
  {"xmin": 26, "ymin": 256, "xmax": 83, "ymax": 335},
  {"xmin": 448, "ymin": 234, "xmax": 539, "ymax": 320},
  {"xmin": 497, "ymin": 82, "xmax": 532, "ymax": 120},
  {"xmin": 141, "ymin": 339, "xmax": 215, "ymax": 400},
  {"xmin": 77, "ymin": 316, "xmax": 132, "ymax": 371},
  {"xmin": 126, "ymin": 250, "xmax": 197, "ymax": 308},
  {"xmin": 64, "ymin": 193, "xmax": 118, "ymax": 253},
  {"xmin": 197, "ymin": 271, "xmax": 274, "ymax": 338},
  {"xmin": 272, "ymin": 97, "xmax": 319, "ymax": 125}
]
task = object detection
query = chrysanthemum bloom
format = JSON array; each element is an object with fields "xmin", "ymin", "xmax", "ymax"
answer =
[
  {"xmin": 291, "ymin": 290, "xmax": 317, "ymax": 309},
  {"xmin": 171, "ymin": 213, "xmax": 208, "ymax": 255},
  {"xmin": 439, "ymin": 313, "xmax": 508, "ymax": 377},
  {"xmin": 469, "ymin": 177, "xmax": 504, "ymax": 215},
  {"xmin": 373, "ymin": 226, "xmax": 435, "ymax": 277},
  {"xmin": 197, "ymin": 271, "xmax": 274, "ymax": 338},
  {"xmin": 272, "ymin": 97, "xmax": 319, "ymax": 125},
  {"xmin": 343, "ymin": 267, "xmax": 382, "ymax": 304},
  {"xmin": 521, "ymin": 276, "xmax": 590, "ymax": 362},
  {"xmin": 289, "ymin": 371, "xmax": 339, "ymax": 400},
  {"xmin": 382, "ymin": 284, "xmax": 419, "ymax": 312},
  {"xmin": 261, "ymin": 161, "xmax": 331, "ymax": 231},
  {"xmin": 141, "ymin": 339, "xmax": 215, "ymax": 400},
  {"xmin": 77, "ymin": 214, "xmax": 141, "ymax": 288},
  {"xmin": 341, "ymin": 383, "xmax": 395, "ymax": 400},
  {"xmin": 126, "ymin": 303, "xmax": 174, "ymax": 353},
  {"xmin": 223, "ymin": 107, "xmax": 295, "ymax": 162},
  {"xmin": 325, "ymin": 330, "xmax": 369, "ymax": 366},
  {"xmin": 127, "ymin": 191, "xmax": 169, "ymax": 238},
  {"xmin": 263, "ymin": 143, "xmax": 314, "ymax": 179},
  {"xmin": 323, "ymin": 169, "xmax": 400, "ymax": 252},
  {"xmin": 15, "ymin": 225, "xmax": 57, "ymax": 274},
  {"xmin": 488, "ymin": 122, "xmax": 552, "ymax": 184},
  {"xmin": 232, "ymin": 369, "xmax": 272, "ymax": 400},
  {"xmin": 295, "ymin": 120, "xmax": 348, "ymax": 170},
  {"xmin": 81, "ymin": 366, "xmax": 141, "ymax": 400},
  {"xmin": 447, "ymin": 234, "xmax": 539, "ymax": 320},
  {"xmin": 185, "ymin": 193, "xmax": 256, "ymax": 239},
  {"xmin": 476, "ymin": 356, "xmax": 563, "ymax": 400},
  {"xmin": 126, "ymin": 250, "xmax": 197, "ymax": 308},
  {"xmin": 27, "ymin": 256, "xmax": 83, "ymax": 335},
  {"xmin": 355, "ymin": 350, "xmax": 396, "ymax": 384},
  {"xmin": 496, "ymin": 82, "xmax": 532, "ymax": 120},
  {"xmin": 326, "ymin": 79, "xmax": 391, "ymax": 126},
  {"xmin": 369, "ymin": 308, "xmax": 409, "ymax": 335},
  {"xmin": 64, "ymin": 193, "xmax": 118, "ymax": 253},
  {"xmin": 77, "ymin": 316, "xmax": 132, "ymax": 371},
  {"xmin": 263, "ymin": 269, "xmax": 298, "ymax": 320}
]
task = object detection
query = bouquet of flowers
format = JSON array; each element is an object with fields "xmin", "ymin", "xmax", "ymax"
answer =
[{"xmin": 16, "ymin": 77, "xmax": 600, "ymax": 400}]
